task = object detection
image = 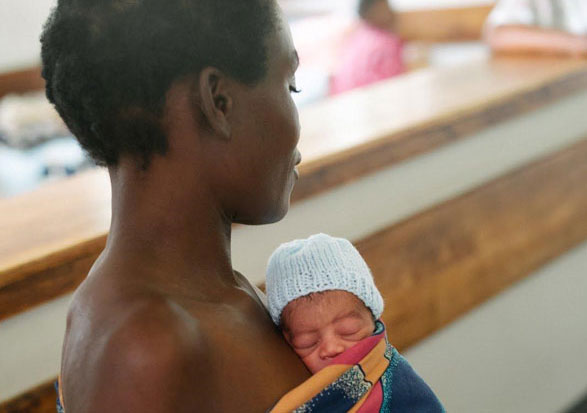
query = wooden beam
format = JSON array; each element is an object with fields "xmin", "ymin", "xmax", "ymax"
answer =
[
  {"xmin": 356, "ymin": 138, "xmax": 587, "ymax": 351},
  {"xmin": 0, "ymin": 249, "xmax": 102, "ymax": 320},
  {"xmin": 0, "ymin": 169, "xmax": 110, "ymax": 321},
  {"xmin": 395, "ymin": 6, "xmax": 493, "ymax": 42},
  {"xmin": 280, "ymin": 2, "xmax": 493, "ymax": 42},
  {"xmin": 0, "ymin": 67, "xmax": 45, "ymax": 99}
]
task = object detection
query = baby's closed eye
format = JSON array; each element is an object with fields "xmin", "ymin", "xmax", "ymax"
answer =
[
  {"xmin": 292, "ymin": 336, "xmax": 318, "ymax": 350},
  {"xmin": 336, "ymin": 319, "xmax": 366, "ymax": 337},
  {"xmin": 340, "ymin": 331, "xmax": 364, "ymax": 341}
]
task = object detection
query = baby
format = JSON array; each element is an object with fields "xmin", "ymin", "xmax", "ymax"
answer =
[
  {"xmin": 266, "ymin": 233, "xmax": 383, "ymax": 374},
  {"xmin": 266, "ymin": 233, "xmax": 444, "ymax": 411}
]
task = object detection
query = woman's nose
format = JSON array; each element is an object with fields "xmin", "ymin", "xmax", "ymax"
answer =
[{"xmin": 319, "ymin": 338, "xmax": 345, "ymax": 360}]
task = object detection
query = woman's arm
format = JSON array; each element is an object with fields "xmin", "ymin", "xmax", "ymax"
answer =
[{"xmin": 485, "ymin": 24, "xmax": 587, "ymax": 57}]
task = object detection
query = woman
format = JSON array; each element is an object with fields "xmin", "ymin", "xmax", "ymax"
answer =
[
  {"xmin": 41, "ymin": 0, "xmax": 310, "ymax": 411},
  {"xmin": 485, "ymin": 0, "xmax": 587, "ymax": 56}
]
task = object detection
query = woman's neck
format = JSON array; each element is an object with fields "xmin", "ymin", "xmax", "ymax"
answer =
[{"xmin": 105, "ymin": 157, "xmax": 237, "ymax": 293}]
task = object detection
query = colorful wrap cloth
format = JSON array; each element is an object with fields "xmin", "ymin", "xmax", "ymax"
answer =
[{"xmin": 269, "ymin": 320, "xmax": 444, "ymax": 413}]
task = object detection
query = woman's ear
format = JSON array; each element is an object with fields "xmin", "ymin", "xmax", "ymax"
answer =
[{"xmin": 198, "ymin": 67, "xmax": 233, "ymax": 139}]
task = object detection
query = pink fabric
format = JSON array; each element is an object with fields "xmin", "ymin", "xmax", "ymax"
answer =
[
  {"xmin": 326, "ymin": 332, "xmax": 382, "ymax": 366},
  {"xmin": 330, "ymin": 23, "xmax": 404, "ymax": 95},
  {"xmin": 357, "ymin": 382, "xmax": 383, "ymax": 413}
]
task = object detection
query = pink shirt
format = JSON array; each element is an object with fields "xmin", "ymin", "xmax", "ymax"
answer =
[{"xmin": 330, "ymin": 23, "xmax": 404, "ymax": 96}]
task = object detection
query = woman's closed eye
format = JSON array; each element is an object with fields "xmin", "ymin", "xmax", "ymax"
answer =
[{"xmin": 289, "ymin": 85, "xmax": 302, "ymax": 94}]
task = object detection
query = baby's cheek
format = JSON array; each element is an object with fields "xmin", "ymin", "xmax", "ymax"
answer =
[
  {"xmin": 301, "ymin": 353, "xmax": 323, "ymax": 374},
  {"xmin": 292, "ymin": 348, "xmax": 306, "ymax": 359}
]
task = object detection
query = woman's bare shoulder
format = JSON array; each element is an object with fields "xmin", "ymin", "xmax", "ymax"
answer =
[
  {"xmin": 62, "ymin": 266, "xmax": 309, "ymax": 411},
  {"xmin": 63, "ymin": 293, "xmax": 215, "ymax": 412}
]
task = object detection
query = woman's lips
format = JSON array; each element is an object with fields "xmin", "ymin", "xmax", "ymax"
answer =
[
  {"xmin": 294, "ymin": 152, "xmax": 302, "ymax": 179},
  {"xmin": 295, "ymin": 152, "xmax": 302, "ymax": 166}
]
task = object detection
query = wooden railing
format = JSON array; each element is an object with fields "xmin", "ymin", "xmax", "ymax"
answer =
[{"xmin": 0, "ymin": 66, "xmax": 44, "ymax": 99}]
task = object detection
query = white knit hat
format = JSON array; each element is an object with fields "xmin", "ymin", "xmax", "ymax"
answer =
[{"xmin": 266, "ymin": 233, "xmax": 384, "ymax": 325}]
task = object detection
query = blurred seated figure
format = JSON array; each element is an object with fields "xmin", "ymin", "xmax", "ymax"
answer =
[
  {"xmin": 485, "ymin": 0, "xmax": 587, "ymax": 56},
  {"xmin": 286, "ymin": 0, "xmax": 404, "ymax": 104},
  {"xmin": 330, "ymin": 0, "xmax": 405, "ymax": 95}
]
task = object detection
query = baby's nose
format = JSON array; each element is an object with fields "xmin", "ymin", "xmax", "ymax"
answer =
[{"xmin": 319, "ymin": 339, "xmax": 345, "ymax": 360}]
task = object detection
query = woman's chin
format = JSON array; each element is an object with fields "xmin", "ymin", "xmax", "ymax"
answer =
[{"xmin": 234, "ymin": 201, "xmax": 291, "ymax": 226}]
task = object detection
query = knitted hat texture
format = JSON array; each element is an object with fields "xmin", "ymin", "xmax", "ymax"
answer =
[{"xmin": 266, "ymin": 233, "xmax": 384, "ymax": 325}]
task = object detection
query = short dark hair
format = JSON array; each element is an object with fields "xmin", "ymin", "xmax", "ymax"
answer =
[{"xmin": 41, "ymin": 0, "xmax": 277, "ymax": 166}]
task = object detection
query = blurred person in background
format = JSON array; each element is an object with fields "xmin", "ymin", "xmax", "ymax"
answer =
[
  {"xmin": 286, "ymin": 0, "xmax": 404, "ymax": 104},
  {"xmin": 485, "ymin": 0, "xmax": 587, "ymax": 56},
  {"xmin": 330, "ymin": 0, "xmax": 405, "ymax": 95}
]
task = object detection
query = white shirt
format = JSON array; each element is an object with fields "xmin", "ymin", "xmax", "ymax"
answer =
[{"xmin": 486, "ymin": 0, "xmax": 587, "ymax": 35}]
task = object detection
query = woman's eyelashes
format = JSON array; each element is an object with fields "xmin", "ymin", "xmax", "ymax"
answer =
[{"xmin": 289, "ymin": 85, "xmax": 302, "ymax": 94}]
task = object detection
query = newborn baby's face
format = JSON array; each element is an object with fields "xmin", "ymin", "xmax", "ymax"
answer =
[{"xmin": 281, "ymin": 290, "xmax": 376, "ymax": 374}]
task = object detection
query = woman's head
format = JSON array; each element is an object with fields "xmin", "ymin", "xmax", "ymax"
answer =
[
  {"xmin": 41, "ymin": 0, "xmax": 279, "ymax": 167},
  {"xmin": 42, "ymin": 0, "xmax": 302, "ymax": 224}
]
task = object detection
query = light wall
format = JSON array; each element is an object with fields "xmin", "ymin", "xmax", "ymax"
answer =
[{"xmin": 0, "ymin": 0, "xmax": 56, "ymax": 72}]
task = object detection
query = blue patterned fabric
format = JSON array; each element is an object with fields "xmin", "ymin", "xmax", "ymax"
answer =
[
  {"xmin": 54, "ymin": 379, "xmax": 64, "ymax": 413},
  {"xmin": 386, "ymin": 355, "xmax": 446, "ymax": 412}
]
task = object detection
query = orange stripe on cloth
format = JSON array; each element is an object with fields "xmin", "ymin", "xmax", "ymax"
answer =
[
  {"xmin": 58, "ymin": 375, "xmax": 65, "ymax": 412},
  {"xmin": 270, "ymin": 364, "xmax": 350, "ymax": 412}
]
